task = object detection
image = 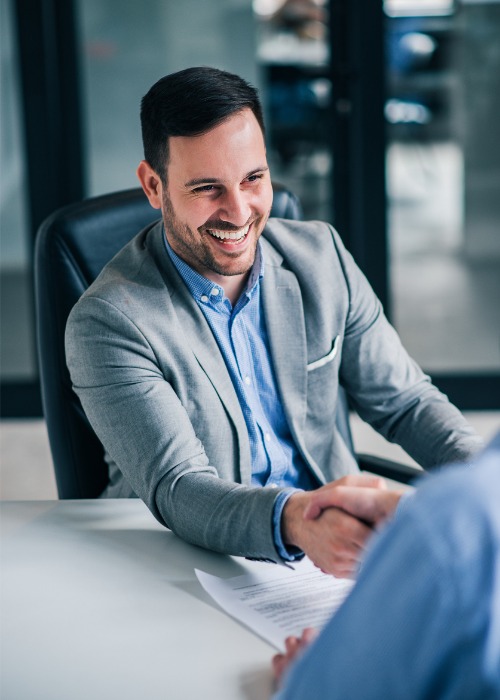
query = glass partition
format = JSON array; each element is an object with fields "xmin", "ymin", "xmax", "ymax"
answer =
[
  {"xmin": 0, "ymin": 0, "xmax": 37, "ymax": 384},
  {"xmin": 385, "ymin": 0, "xmax": 500, "ymax": 374},
  {"xmin": 253, "ymin": 0, "xmax": 332, "ymax": 221},
  {"xmin": 77, "ymin": 0, "xmax": 261, "ymax": 196}
]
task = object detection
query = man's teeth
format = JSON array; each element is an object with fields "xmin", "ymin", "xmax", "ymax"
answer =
[{"xmin": 207, "ymin": 224, "xmax": 249, "ymax": 241}]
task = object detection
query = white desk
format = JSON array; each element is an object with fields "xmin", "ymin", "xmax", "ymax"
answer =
[{"xmin": 0, "ymin": 500, "xmax": 275, "ymax": 700}]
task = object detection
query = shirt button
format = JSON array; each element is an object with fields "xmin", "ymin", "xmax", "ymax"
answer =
[
  {"xmin": 200, "ymin": 295, "xmax": 209, "ymax": 303},
  {"xmin": 210, "ymin": 287, "xmax": 220, "ymax": 296},
  {"xmin": 265, "ymin": 432, "xmax": 271, "ymax": 442},
  {"xmin": 244, "ymin": 376, "xmax": 251, "ymax": 385},
  {"xmin": 268, "ymin": 483, "xmax": 278, "ymax": 488}
]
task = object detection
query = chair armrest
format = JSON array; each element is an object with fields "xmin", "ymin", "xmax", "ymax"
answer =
[{"xmin": 356, "ymin": 453, "xmax": 424, "ymax": 485}]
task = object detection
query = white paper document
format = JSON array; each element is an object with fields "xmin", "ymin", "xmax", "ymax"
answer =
[{"xmin": 195, "ymin": 558, "xmax": 354, "ymax": 651}]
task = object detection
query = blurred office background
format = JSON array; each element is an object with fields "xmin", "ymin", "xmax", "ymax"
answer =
[{"xmin": 1, "ymin": 0, "xmax": 499, "ymax": 498}]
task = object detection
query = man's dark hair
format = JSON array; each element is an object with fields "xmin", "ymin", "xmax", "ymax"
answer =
[{"xmin": 140, "ymin": 66, "xmax": 265, "ymax": 183}]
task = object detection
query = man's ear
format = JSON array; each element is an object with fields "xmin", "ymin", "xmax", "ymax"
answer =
[{"xmin": 136, "ymin": 160, "xmax": 163, "ymax": 210}]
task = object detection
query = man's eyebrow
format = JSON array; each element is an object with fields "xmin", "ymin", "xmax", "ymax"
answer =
[
  {"xmin": 184, "ymin": 166, "xmax": 269, "ymax": 189},
  {"xmin": 184, "ymin": 177, "xmax": 218, "ymax": 187},
  {"xmin": 246, "ymin": 166, "xmax": 269, "ymax": 178}
]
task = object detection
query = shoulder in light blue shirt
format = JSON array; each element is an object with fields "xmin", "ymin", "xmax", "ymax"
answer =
[{"xmin": 275, "ymin": 432, "xmax": 500, "ymax": 699}]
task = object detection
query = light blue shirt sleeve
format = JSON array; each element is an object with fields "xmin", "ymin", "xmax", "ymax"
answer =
[{"xmin": 274, "ymin": 435, "xmax": 500, "ymax": 699}]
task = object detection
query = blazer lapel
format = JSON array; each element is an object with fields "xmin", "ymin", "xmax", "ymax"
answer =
[
  {"xmin": 261, "ymin": 243, "xmax": 327, "ymax": 482},
  {"xmin": 147, "ymin": 226, "xmax": 252, "ymax": 482},
  {"xmin": 261, "ymin": 241, "xmax": 308, "ymax": 440}
]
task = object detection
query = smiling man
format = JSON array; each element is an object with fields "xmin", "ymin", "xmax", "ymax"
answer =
[{"xmin": 65, "ymin": 67, "xmax": 482, "ymax": 575}]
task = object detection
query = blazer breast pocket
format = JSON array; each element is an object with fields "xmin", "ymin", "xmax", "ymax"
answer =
[{"xmin": 307, "ymin": 335, "xmax": 340, "ymax": 372}]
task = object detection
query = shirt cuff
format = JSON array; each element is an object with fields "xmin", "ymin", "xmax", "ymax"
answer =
[{"xmin": 272, "ymin": 488, "xmax": 305, "ymax": 562}]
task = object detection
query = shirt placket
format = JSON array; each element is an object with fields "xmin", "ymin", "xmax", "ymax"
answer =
[{"xmin": 232, "ymin": 303, "xmax": 288, "ymax": 485}]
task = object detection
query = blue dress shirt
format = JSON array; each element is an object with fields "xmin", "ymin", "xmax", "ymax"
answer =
[
  {"xmin": 275, "ymin": 432, "xmax": 500, "ymax": 699},
  {"xmin": 164, "ymin": 233, "xmax": 318, "ymax": 558}
]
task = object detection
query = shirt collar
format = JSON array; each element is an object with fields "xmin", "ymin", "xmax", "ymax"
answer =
[{"xmin": 163, "ymin": 226, "xmax": 264, "ymax": 305}]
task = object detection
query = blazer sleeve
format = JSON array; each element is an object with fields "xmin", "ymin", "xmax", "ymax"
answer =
[
  {"xmin": 329, "ymin": 227, "xmax": 483, "ymax": 469},
  {"xmin": 65, "ymin": 294, "xmax": 284, "ymax": 562}
]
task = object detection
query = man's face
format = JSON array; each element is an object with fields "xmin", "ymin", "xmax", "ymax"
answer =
[{"xmin": 161, "ymin": 109, "xmax": 273, "ymax": 284}]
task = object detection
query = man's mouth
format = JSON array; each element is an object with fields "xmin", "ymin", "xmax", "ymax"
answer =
[{"xmin": 205, "ymin": 223, "xmax": 250, "ymax": 243}]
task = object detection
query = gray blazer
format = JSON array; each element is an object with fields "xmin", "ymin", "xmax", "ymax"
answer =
[{"xmin": 65, "ymin": 219, "xmax": 481, "ymax": 561}]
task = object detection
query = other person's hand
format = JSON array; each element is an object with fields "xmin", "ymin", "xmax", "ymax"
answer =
[
  {"xmin": 304, "ymin": 482, "xmax": 404, "ymax": 525},
  {"xmin": 282, "ymin": 475, "xmax": 387, "ymax": 578},
  {"xmin": 272, "ymin": 628, "xmax": 318, "ymax": 688}
]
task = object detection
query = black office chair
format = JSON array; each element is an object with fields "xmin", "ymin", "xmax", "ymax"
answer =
[{"xmin": 35, "ymin": 186, "xmax": 421, "ymax": 499}]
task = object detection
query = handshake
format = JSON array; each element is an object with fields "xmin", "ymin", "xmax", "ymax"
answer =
[
  {"xmin": 282, "ymin": 474, "xmax": 405, "ymax": 579},
  {"xmin": 275, "ymin": 474, "xmax": 406, "ymax": 687}
]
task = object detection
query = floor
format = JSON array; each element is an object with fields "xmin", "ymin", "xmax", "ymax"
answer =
[{"xmin": 1, "ymin": 412, "xmax": 498, "ymax": 500}]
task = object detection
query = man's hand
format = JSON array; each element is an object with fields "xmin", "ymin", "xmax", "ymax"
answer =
[
  {"xmin": 282, "ymin": 475, "xmax": 387, "ymax": 578},
  {"xmin": 272, "ymin": 628, "xmax": 318, "ymax": 687}
]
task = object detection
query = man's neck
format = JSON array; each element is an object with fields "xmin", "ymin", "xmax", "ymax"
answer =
[
  {"xmin": 163, "ymin": 230, "xmax": 259, "ymax": 306},
  {"xmin": 204, "ymin": 271, "xmax": 250, "ymax": 306}
]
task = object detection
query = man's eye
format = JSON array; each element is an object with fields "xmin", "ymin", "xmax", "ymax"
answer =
[
  {"xmin": 247, "ymin": 174, "xmax": 263, "ymax": 183},
  {"xmin": 193, "ymin": 185, "xmax": 216, "ymax": 193}
]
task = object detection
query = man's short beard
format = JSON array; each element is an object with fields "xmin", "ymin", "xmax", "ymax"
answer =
[{"xmin": 161, "ymin": 190, "xmax": 260, "ymax": 278}]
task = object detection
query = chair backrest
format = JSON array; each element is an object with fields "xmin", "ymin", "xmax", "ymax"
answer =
[{"xmin": 35, "ymin": 185, "xmax": 314, "ymax": 498}]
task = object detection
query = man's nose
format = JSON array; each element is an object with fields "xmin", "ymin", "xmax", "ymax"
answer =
[{"xmin": 217, "ymin": 189, "xmax": 252, "ymax": 226}]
